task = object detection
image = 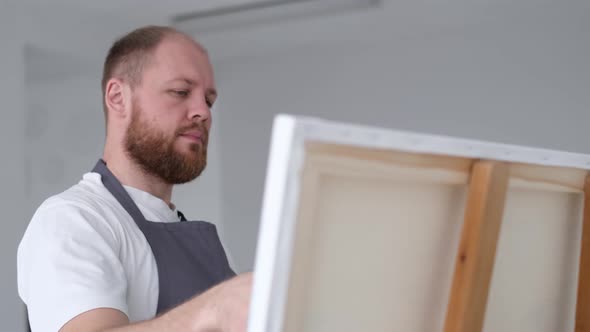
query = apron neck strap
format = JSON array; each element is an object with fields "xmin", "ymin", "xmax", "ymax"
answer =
[{"xmin": 92, "ymin": 159, "xmax": 147, "ymax": 224}]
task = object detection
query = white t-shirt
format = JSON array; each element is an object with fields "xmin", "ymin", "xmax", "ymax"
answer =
[{"xmin": 17, "ymin": 172, "xmax": 184, "ymax": 332}]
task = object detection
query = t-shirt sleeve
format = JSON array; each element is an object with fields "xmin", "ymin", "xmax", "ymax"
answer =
[{"xmin": 17, "ymin": 200, "xmax": 128, "ymax": 332}]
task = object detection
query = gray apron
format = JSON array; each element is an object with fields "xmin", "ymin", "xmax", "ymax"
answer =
[{"xmin": 92, "ymin": 159, "xmax": 236, "ymax": 314}]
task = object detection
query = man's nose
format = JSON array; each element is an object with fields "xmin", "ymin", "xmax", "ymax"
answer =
[{"xmin": 187, "ymin": 97, "xmax": 211, "ymax": 122}]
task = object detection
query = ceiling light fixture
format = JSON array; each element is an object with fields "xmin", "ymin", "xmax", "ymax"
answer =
[{"xmin": 173, "ymin": 0, "xmax": 381, "ymax": 34}]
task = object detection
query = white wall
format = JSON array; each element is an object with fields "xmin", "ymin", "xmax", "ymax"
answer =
[
  {"xmin": 193, "ymin": 0, "xmax": 590, "ymax": 271},
  {"xmin": 0, "ymin": 3, "xmax": 28, "ymax": 330}
]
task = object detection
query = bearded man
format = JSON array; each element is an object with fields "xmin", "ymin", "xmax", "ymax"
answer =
[{"xmin": 18, "ymin": 26, "xmax": 252, "ymax": 332}]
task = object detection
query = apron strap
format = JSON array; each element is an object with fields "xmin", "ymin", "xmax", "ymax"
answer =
[{"xmin": 92, "ymin": 159, "xmax": 147, "ymax": 225}]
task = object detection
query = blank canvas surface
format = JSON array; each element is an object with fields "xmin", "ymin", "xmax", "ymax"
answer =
[
  {"xmin": 281, "ymin": 145, "xmax": 583, "ymax": 332},
  {"xmin": 484, "ymin": 189, "xmax": 582, "ymax": 332},
  {"xmin": 286, "ymin": 176, "xmax": 465, "ymax": 332}
]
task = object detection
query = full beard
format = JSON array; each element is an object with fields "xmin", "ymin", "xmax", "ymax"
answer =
[{"xmin": 124, "ymin": 107, "xmax": 208, "ymax": 185}]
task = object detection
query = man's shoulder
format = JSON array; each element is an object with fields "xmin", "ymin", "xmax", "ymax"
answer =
[
  {"xmin": 19, "ymin": 173, "xmax": 128, "ymax": 270},
  {"xmin": 41, "ymin": 172, "xmax": 112, "ymax": 211},
  {"xmin": 31, "ymin": 172, "xmax": 122, "ymax": 232}
]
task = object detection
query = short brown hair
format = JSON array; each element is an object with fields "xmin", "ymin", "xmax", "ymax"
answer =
[{"xmin": 101, "ymin": 25, "xmax": 179, "ymax": 120}]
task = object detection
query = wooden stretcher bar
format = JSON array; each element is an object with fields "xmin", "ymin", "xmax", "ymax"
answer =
[{"xmin": 443, "ymin": 161, "xmax": 510, "ymax": 332}]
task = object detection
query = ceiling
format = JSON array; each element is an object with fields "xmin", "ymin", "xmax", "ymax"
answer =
[
  {"xmin": 18, "ymin": 0, "xmax": 262, "ymax": 18},
  {"xmin": 15, "ymin": 0, "xmax": 265, "ymax": 68},
  {"xmin": 18, "ymin": 0, "xmax": 590, "ymax": 83}
]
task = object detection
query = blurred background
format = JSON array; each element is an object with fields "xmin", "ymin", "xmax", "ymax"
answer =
[{"xmin": 1, "ymin": 0, "xmax": 589, "ymax": 330}]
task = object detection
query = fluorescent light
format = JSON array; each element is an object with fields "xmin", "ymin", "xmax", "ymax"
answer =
[{"xmin": 173, "ymin": 0, "xmax": 381, "ymax": 34}]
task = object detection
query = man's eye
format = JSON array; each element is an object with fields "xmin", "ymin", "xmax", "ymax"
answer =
[
  {"xmin": 173, "ymin": 90, "xmax": 189, "ymax": 97},
  {"xmin": 206, "ymin": 99, "xmax": 214, "ymax": 108}
]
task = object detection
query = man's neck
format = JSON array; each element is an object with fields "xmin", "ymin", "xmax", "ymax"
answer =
[{"xmin": 102, "ymin": 150, "xmax": 174, "ymax": 206}]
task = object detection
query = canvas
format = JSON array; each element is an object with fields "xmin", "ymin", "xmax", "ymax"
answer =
[{"xmin": 248, "ymin": 115, "xmax": 590, "ymax": 332}]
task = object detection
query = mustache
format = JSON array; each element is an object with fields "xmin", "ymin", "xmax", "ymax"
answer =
[{"xmin": 176, "ymin": 123, "xmax": 209, "ymax": 139}]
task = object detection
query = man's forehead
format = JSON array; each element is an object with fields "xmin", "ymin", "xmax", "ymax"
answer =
[
  {"xmin": 149, "ymin": 37, "xmax": 214, "ymax": 81},
  {"xmin": 157, "ymin": 34, "xmax": 208, "ymax": 59}
]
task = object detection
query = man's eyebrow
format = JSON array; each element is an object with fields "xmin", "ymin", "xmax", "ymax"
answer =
[{"xmin": 166, "ymin": 77, "xmax": 195, "ymax": 85}]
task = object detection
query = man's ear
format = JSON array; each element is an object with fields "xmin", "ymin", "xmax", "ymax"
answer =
[{"xmin": 104, "ymin": 78, "xmax": 129, "ymax": 119}]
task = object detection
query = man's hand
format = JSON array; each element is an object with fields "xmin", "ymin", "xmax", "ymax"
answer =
[
  {"xmin": 188, "ymin": 272, "xmax": 253, "ymax": 332},
  {"xmin": 59, "ymin": 273, "xmax": 254, "ymax": 332}
]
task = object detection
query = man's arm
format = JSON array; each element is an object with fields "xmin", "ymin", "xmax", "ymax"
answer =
[{"xmin": 60, "ymin": 273, "xmax": 252, "ymax": 332}]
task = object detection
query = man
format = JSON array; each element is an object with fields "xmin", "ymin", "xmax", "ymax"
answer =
[{"xmin": 17, "ymin": 26, "xmax": 252, "ymax": 332}]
